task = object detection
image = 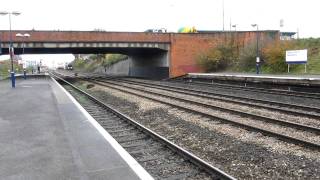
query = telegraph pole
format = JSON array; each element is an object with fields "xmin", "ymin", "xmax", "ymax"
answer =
[{"xmin": 222, "ymin": 0, "xmax": 225, "ymax": 31}]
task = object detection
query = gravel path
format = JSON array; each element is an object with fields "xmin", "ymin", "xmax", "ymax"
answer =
[{"xmin": 75, "ymin": 81, "xmax": 320, "ymax": 179}]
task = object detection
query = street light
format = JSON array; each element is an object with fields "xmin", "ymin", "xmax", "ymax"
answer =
[
  {"xmin": 16, "ymin": 33, "xmax": 30, "ymax": 54},
  {"xmin": 16, "ymin": 33, "xmax": 30, "ymax": 80},
  {"xmin": 0, "ymin": 11, "xmax": 21, "ymax": 88},
  {"xmin": 251, "ymin": 23, "xmax": 260, "ymax": 74},
  {"xmin": 232, "ymin": 24, "xmax": 237, "ymax": 31},
  {"xmin": 232, "ymin": 24, "xmax": 239, "ymax": 59}
]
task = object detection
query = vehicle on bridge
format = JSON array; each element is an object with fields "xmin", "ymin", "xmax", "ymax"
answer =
[
  {"xmin": 144, "ymin": 28, "xmax": 167, "ymax": 33},
  {"xmin": 178, "ymin": 26, "xmax": 197, "ymax": 33}
]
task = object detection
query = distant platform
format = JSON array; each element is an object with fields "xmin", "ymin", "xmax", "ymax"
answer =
[
  {"xmin": 187, "ymin": 73, "xmax": 320, "ymax": 87},
  {"xmin": 0, "ymin": 76, "xmax": 152, "ymax": 179}
]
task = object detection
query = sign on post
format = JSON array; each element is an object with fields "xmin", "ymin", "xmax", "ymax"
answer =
[{"xmin": 286, "ymin": 49, "xmax": 308, "ymax": 73}]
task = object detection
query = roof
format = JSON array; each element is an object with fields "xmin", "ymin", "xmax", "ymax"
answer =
[{"xmin": 280, "ymin": 32, "xmax": 296, "ymax": 36}]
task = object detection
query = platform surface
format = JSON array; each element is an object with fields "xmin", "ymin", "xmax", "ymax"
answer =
[
  {"xmin": 189, "ymin": 72, "xmax": 320, "ymax": 79},
  {"xmin": 0, "ymin": 77, "xmax": 149, "ymax": 180},
  {"xmin": 188, "ymin": 73, "xmax": 320, "ymax": 86}
]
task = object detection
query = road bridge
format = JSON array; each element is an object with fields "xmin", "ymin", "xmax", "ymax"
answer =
[{"xmin": 0, "ymin": 30, "xmax": 279, "ymax": 78}]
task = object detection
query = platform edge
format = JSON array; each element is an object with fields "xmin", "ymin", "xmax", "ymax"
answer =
[{"xmin": 50, "ymin": 76, "xmax": 154, "ymax": 180}]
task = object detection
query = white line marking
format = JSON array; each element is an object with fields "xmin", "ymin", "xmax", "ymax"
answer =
[
  {"xmin": 51, "ymin": 76, "xmax": 154, "ymax": 180},
  {"xmin": 188, "ymin": 73, "xmax": 320, "ymax": 81}
]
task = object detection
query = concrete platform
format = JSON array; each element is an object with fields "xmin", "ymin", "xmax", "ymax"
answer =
[
  {"xmin": 0, "ymin": 76, "xmax": 152, "ymax": 180},
  {"xmin": 187, "ymin": 73, "xmax": 320, "ymax": 87}
]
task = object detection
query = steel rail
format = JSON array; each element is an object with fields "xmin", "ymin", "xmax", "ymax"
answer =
[
  {"xmin": 181, "ymin": 79, "xmax": 320, "ymax": 100},
  {"xmin": 50, "ymin": 72, "xmax": 236, "ymax": 180},
  {"xmin": 93, "ymin": 78, "xmax": 320, "ymax": 135},
  {"xmin": 84, "ymin": 78, "xmax": 320, "ymax": 150},
  {"xmin": 91, "ymin": 77, "xmax": 320, "ymax": 119}
]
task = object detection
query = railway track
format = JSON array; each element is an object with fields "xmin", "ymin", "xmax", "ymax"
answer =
[
  {"xmin": 81, "ymin": 78, "xmax": 320, "ymax": 150},
  {"xmin": 179, "ymin": 78, "xmax": 320, "ymax": 100},
  {"xmin": 91, "ymin": 77, "xmax": 320, "ymax": 120},
  {"xmin": 51, "ymin": 73, "xmax": 235, "ymax": 180},
  {"xmin": 92, "ymin": 78, "xmax": 320, "ymax": 131}
]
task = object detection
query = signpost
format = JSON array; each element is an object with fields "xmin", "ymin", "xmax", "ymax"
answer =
[{"xmin": 286, "ymin": 49, "xmax": 308, "ymax": 73}]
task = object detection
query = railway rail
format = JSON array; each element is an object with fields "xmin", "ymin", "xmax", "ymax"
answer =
[
  {"xmin": 179, "ymin": 78, "xmax": 320, "ymax": 100},
  {"xmin": 92, "ymin": 77, "xmax": 320, "ymax": 120},
  {"xmin": 91, "ymin": 78, "xmax": 320, "ymax": 131},
  {"xmin": 79, "ymin": 77, "xmax": 320, "ymax": 150},
  {"xmin": 51, "ymin": 73, "xmax": 235, "ymax": 180}
]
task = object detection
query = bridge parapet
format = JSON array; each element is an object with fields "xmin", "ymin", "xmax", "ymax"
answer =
[
  {"xmin": 0, "ymin": 42, "xmax": 169, "ymax": 50},
  {"xmin": 0, "ymin": 30, "xmax": 171, "ymax": 43}
]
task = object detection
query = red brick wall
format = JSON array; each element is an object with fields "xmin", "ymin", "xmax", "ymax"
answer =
[
  {"xmin": 169, "ymin": 31, "xmax": 279, "ymax": 77},
  {"xmin": 0, "ymin": 31, "xmax": 171, "ymax": 43}
]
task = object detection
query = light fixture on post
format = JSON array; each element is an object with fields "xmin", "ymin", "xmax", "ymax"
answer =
[
  {"xmin": 16, "ymin": 33, "xmax": 30, "ymax": 54},
  {"xmin": 232, "ymin": 24, "xmax": 239, "ymax": 58},
  {"xmin": 232, "ymin": 24, "xmax": 237, "ymax": 31},
  {"xmin": 251, "ymin": 23, "xmax": 260, "ymax": 74},
  {"xmin": 0, "ymin": 11, "xmax": 21, "ymax": 88},
  {"xmin": 16, "ymin": 33, "xmax": 30, "ymax": 80}
]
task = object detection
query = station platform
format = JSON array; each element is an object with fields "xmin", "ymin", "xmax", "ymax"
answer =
[
  {"xmin": 0, "ymin": 76, "xmax": 152, "ymax": 179},
  {"xmin": 187, "ymin": 73, "xmax": 320, "ymax": 87}
]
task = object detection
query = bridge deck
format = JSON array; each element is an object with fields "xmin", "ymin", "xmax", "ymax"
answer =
[{"xmin": 0, "ymin": 76, "xmax": 151, "ymax": 179}]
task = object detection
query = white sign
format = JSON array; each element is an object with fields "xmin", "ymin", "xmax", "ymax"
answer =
[
  {"xmin": 23, "ymin": 62, "xmax": 27, "ymax": 69},
  {"xmin": 286, "ymin": 49, "xmax": 308, "ymax": 64}
]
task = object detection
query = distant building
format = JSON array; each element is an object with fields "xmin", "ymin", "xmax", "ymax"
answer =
[{"xmin": 280, "ymin": 32, "xmax": 296, "ymax": 40}]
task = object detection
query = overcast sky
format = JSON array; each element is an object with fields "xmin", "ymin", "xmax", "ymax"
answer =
[{"xmin": 1, "ymin": 0, "xmax": 319, "ymax": 64}]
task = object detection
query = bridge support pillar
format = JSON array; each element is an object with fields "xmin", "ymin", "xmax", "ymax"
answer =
[{"xmin": 129, "ymin": 51, "xmax": 169, "ymax": 79}]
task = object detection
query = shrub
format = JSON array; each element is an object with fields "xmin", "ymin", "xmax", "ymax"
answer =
[
  {"xmin": 103, "ymin": 54, "xmax": 128, "ymax": 67},
  {"xmin": 198, "ymin": 44, "xmax": 237, "ymax": 72},
  {"xmin": 236, "ymin": 43, "xmax": 257, "ymax": 72},
  {"xmin": 73, "ymin": 58, "xmax": 86, "ymax": 69},
  {"xmin": 261, "ymin": 41, "xmax": 294, "ymax": 73}
]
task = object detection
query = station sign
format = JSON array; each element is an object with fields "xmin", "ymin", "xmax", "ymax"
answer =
[{"xmin": 286, "ymin": 49, "xmax": 308, "ymax": 64}]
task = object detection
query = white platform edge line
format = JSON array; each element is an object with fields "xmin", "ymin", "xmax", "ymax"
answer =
[
  {"xmin": 188, "ymin": 73, "xmax": 320, "ymax": 81},
  {"xmin": 51, "ymin": 77, "xmax": 154, "ymax": 180}
]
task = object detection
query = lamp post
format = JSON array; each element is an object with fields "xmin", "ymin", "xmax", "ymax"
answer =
[
  {"xmin": 251, "ymin": 23, "xmax": 260, "ymax": 74},
  {"xmin": 232, "ymin": 24, "xmax": 237, "ymax": 31},
  {"xmin": 0, "ymin": 11, "xmax": 21, "ymax": 88},
  {"xmin": 16, "ymin": 33, "xmax": 30, "ymax": 54},
  {"xmin": 16, "ymin": 33, "xmax": 30, "ymax": 80},
  {"xmin": 232, "ymin": 24, "xmax": 239, "ymax": 59}
]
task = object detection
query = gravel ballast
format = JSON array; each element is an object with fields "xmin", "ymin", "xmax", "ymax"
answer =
[
  {"xmin": 96, "ymin": 81, "xmax": 320, "ymax": 145},
  {"xmin": 75, "ymin": 80, "xmax": 320, "ymax": 179}
]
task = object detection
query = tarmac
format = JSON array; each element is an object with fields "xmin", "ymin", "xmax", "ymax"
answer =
[
  {"xmin": 187, "ymin": 73, "xmax": 320, "ymax": 86},
  {"xmin": 0, "ymin": 76, "xmax": 152, "ymax": 180}
]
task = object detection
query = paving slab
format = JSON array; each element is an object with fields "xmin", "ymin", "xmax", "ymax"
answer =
[
  {"xmin": 0, "ymin": 76, "xmax": 151, "ymax": 180},
  {"xmin": 188, "ymin": 73, "xmax": 320, "ymax": 86}
]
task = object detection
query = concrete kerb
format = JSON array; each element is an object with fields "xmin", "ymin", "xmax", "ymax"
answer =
[{"xmin": 50, "ymin": 76, "xmax": 154, "ymax": 180}]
